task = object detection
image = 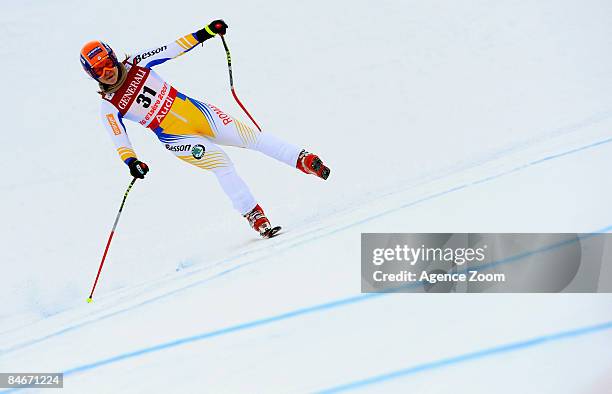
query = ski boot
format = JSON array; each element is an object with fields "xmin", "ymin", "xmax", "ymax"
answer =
[
  {"xmin": 244, "ymin": 204, "xmax": 281, "ymax": 238},
  {"xmin": 296, "ymin": 150, "xmax": 330, "ymax": 180}
]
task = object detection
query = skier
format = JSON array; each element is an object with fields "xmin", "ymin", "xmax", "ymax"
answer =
[{"xmin": 80, "ymin": 20, "xmax": 330, "ymax": 238}]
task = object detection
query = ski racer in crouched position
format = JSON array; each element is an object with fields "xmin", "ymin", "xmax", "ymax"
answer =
[{"xmin": 80, "ymin": 20, "xmax": 330, "ymax": 238}]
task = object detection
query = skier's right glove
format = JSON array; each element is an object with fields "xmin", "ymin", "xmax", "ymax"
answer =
[
  {"xmin": 128, "ymin": 160, "xmax": 149, "ymax": 179},
  {"xmin": 196, "ymin": 20, "xmax": 228, "ymax": 42},
  {"xmin": 207, "ymin": 19, "xmax": 228, "ymax": 35}
]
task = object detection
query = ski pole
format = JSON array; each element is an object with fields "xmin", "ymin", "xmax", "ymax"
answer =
[
  {"xmin": 87, "ymin": 177, "xmax": 138, "ymax": 303},
  {"xmin": 218, "ymin": 33, "xmax": 263, "ymax": 132}
]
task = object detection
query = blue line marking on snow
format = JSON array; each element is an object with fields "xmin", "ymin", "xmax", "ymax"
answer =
[
  {"xmin": 2, "ymin": 134, "xmax": 612, "ymax": 356},
  {"xmin": 316, "ymin": 320, "xmax": 612, "ymax": 393},
  {"xmin": 2, "ymin": 316, "xmax": 611, "ymax": 394},
  {"xmin": 0, "ymin": 261, "xmax": 264, "ymax": 354},
  {"xmin": 529, "ymin": 136, "xmax": 612, "ymax": 165},
  {"xmin": 0, "ymin": 136, "xmax": 611, "ymax": 390},
  {"xmin": 60, "ymin": 293, "xmax": 384, "ymax": 376},
  {"xmin": 9, "ymin": 222, "xmax": 610, "ymax": 382}
]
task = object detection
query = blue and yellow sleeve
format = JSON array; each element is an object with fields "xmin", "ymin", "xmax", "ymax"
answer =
[{"xmin": 129, "ymin": 27, "xmax": 217, "ymax": 69}]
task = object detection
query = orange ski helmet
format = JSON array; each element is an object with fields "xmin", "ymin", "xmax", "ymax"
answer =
[{"xmin": 80, "ymin": 40, "xmax": 119, "ymax": 81}]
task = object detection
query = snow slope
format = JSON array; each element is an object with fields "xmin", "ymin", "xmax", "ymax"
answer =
[{"xmin": 1, "ymin": 0, "xmax": 612, "ymax": 392}]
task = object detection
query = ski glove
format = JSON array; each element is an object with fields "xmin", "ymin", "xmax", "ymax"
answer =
[
  {"xmin": 195, "ymin": 20, "xmax": 228, "ymax": 42},
  {"xmin": 128, "ymin": 160, "xmax": 149, "ymax": 179},
  {"xmin": 208, "ymin": 20, "xmax": 228, "ymax": 35}
]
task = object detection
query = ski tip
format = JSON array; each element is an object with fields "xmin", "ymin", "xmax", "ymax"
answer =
[
  {"xmin": 262, "ymin": 225, "xmax": 282, "ymax": 239},
  {"xmin": 321, "ymin": 166, "xmax": 330, "ymax": 180},
  {"xmin": 86, "ymin": 297, "xmax": 93, "ymax": 304}
]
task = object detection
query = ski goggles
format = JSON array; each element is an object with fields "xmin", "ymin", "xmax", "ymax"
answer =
[{"xmin": 91, "ymin": 56, "xmax": 116, "ymax": 78}]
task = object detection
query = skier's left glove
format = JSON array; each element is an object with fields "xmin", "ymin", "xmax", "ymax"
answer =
[
  {"xmin": 195, "ymin": 20, "xmax": 228, "ymax": 42},
  {"xmin": 128, "ymin": 160, "xmax": 149, "ymax": 179}
]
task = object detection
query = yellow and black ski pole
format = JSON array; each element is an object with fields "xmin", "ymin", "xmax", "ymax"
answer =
[
  {"xmin": 218, "ymin": 33, "xmax": 263, "ymax": 132},
  {"xmin": 87, "ymin": 177, "xmax": 137, "ymax": 303}
]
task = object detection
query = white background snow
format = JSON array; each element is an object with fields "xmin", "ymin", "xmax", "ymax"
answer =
[{"xmin": 1, "ymin": 0, "xmax": 612, "ymax": 392}]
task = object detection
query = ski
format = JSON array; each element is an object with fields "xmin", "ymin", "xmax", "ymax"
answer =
[
  {"xmin": 262, "ymin": 225, "xmax": 282, "ymax": 239},
  {"xmin": 311, "ymin": 157, "xmax": 330, "ymax": 180}
]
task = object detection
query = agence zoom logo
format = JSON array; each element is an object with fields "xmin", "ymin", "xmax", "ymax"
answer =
[{"xmin": 133, "ymin": 46, "xmax": 167, "ymax": 64}]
